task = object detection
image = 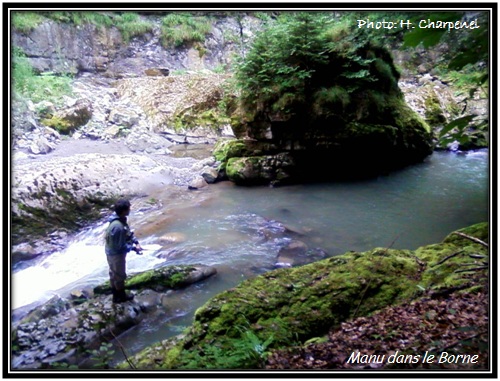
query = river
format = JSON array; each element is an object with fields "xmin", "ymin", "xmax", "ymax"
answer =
[{"xmin": 11, "ymin": 149, "xmax": 489, "ymax": 362}]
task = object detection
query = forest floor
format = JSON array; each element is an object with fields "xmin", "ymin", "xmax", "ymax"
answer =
[{"xmin": 266, "ymin": 271, "xmax": 490, "ymax": 371}]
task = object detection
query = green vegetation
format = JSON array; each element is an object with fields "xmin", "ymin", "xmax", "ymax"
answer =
[
  {"xmin": 12, "ymin": 47, "xmax": 73, "ymax": 105},
  {"xmin": 38, "ymin": 11, "xmax": 114, "ymax": 27},
  {"xmin": 176, "ymin": 319, "xmax": 279, "ymax": 369},
  {"xmin": 12, "ymin": 10, "xmax": 488, "ymax": 150},
  {"xmin": 230, "ymin": 10, "xmax": 487, "ymax": 155},
  {"xmin": 14, "ymin": 10, "xmax": 213, "ymax": 49},
  {"xmin": 125, "ymin": 222, "xmax": 488, "ymax": 369},
  {"xmin": 114, "ymin": 13, "xmax": 154, "ymax": 43},
  {"xmin": 12, "ymin": 11, "xmax": 154, "ymax": 42},
  {"xmin": 160, "ymin": 13, "xmax": 213, "ymax": 48},
  {"xmin": 402, "ymin": 11, "xmax": 489, "ymax": 149},
  {"xmin": 234, "ymin": 12, "xmax": 403, "ymax": 124},
  {"xmin": 93, "ymin": 265, "xmax": 208, "ymax": 295},
  {"xmin": 11, "ymin": 11, "xmax": 155, "ymax": 105},
  {"xmin": 11, "ymin": 12, "xmax": 45, "ymax": 33}
]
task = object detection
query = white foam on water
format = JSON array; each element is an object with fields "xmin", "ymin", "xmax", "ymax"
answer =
[{"xmin": 12, "ymin": 241, "xmax": 164, "ymax": 310}]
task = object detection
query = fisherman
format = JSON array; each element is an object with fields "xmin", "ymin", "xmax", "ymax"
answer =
[{"xmin": 104, "ymin": 198, "xmax": 143, "ymax": 303}]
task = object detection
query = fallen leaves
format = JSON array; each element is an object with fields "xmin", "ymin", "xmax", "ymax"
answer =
[{"xmin": 265, "ymin": 285, "xmax": 489, "ymax": 370}]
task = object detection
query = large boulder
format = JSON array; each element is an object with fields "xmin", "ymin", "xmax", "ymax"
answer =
[
  {"xmin": 41, "ymin": 99, "xmax": 93, "ymax": 134},
  {"xmin": 126, "ymin": 222, "xmax": 488, "ymax": 369},
  {"xmin": 215, "ymin": 22, "xmax": 435, "ymax": 185},
  {"xmin": 215, "ymin": 99, "xmax": 434, "ymax": 186}
]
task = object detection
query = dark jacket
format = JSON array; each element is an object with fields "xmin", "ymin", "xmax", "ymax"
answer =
[{"xmin": 105, "ymin": 214, "xmax": 136, "ymax": 256}]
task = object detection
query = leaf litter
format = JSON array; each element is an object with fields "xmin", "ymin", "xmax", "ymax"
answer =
[{"xmin": 266, "ymin": 283, "xmax": 489, "ymax": 370}]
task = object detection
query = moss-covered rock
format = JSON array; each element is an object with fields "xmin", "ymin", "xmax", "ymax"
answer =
[
  {"xmin": 415, "ymin": 222, "xmax": 488, "ymax": 291},
  {"xmin": 41, "ymin": 99, "xmax": 93, "ymax": 135},
  {"xmin": 216, "ymin": 24, "xmax": 435, "ymax": 185},
  {"xmin": 94, "ymin": 264, "xmax": 217, "ymax": 294},
  {"xmin": 126, "ymin": 222, "xmax": 488, "ymax": 370},
  {"xmin": 215, "ymin": 97, "xmax": 434, "ymax": 185}
]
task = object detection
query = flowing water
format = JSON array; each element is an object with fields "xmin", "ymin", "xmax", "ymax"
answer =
[{"xmin": 11, "ymin": 149, "xmax": 489, "ymax": 361}]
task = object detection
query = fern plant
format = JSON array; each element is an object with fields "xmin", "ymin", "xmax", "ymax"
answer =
[{"xmin": 235, "ymin": 324, "xmax": 274, "ymax": 367}]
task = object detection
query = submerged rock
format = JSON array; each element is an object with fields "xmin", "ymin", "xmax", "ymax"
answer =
[{"xmin": 127, "ymin": 222, "xmax": 488, "ymax": 370}]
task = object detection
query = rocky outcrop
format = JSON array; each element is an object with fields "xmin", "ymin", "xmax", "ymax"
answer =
[
  {"xmin": 11, "ymin": 264, "xmax": 217, "ymax": 369},
  {"xmin": 12, "ymin": 13, "xmax": 262, "ymax": 78},
  {"xmin": 126, "ymin": 222, "xmax": 488, "ymax": 370},
  {"xmin": 214, "ymin": 103, "xmax": 434, "ymax": 185},
  {"xmin": 213, "ymin": 30, "xmax": 435, "ymax": 185},
  {"xmin": 11, "ymin": 146, "xmax": 219, "ymax": 255}
]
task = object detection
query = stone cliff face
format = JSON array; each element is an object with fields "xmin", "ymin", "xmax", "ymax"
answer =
[
  {"xmin": 10, "ymin": 12, "xmax": 484, "ymax": 251},
  {"xmin": 12, "ymin": 13, "xmax": 262, "ymax": 78}
]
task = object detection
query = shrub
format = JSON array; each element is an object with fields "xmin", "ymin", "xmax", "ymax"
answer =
[
  {"xmin": 160, "ymin": 13, "xmax": 213, "ymax": 48},
  {"xmin": 11, "ymin": 12, "xmax": 45, "ymax": 33},
  {"xmin": 12, "ymin": 47, "xmax": 73, "ymax": 105},
  {"xmin": 114, "ymin": 12, "xmax": 154, "ymax": 42}
]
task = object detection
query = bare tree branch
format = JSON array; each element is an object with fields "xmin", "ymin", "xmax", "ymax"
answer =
[
  {"xmin": 433, "ymin": 250, "xmax": 464, "ymax": 267},
  {"xmin": 109, "ymin": 328, "xmax": 137, "ymax": 370},
  {"xmin": 453, "ymin": 232, "xmax": 488, "ymax": 248}
]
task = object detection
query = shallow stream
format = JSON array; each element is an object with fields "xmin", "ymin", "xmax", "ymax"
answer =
[{"xmin": 11, "ymin": 149, "xmax": 489, "ymax": 362}]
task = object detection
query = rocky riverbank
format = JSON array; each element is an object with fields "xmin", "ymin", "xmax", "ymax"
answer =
[
  {"xmin": 11, "ymin": 72, "xmax": 235, "ymax": 261},
  {"xmin": 12, "ymin": 264, "xmax": 217, "ymax": 369},
  {"xmin": 11, "ymin": 137, "xmax": 221, "ymax": 262}
]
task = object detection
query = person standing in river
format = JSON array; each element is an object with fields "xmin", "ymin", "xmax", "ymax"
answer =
[{"xmin": 105, "ymin": 198, "xmax": 143, "ymax": 303}]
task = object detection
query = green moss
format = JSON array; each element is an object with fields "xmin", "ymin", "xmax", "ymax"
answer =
[
  {"xmin": 94, "ymin": 265, "xmax": 200, "ymax": 294},
  {"xmin": 171, "ymin": 248, "xmax": 424, "ymax": 369},
  {"xmin": 225, "ymin": 156, "xmax": 272, "ymax": 185},
  {"xmin": 213, "ymin": 139, "xmax": 248, "ymax": 162},
  {"xmin": 415, "ymin": 222, "xmax": 489, "ymax": 291},
  {"xmin": 424, "ymin": 92, "xmax": 447, "ymax": 126},
  {"xmin": 41, "ymin": 116, "xmax": 74, "ymax": 134},
  {"xmin": 225, "ymin": 157, "xmax": 246, "ymax": 181},
  {"xmin": 127, "ymin": 222, "xmax": 488, "ymax": 370},
  {"xmin": 163, "ymin": 345, "xmax": 183, "ymax": 369},
  {"xmin": 443, "ymin": 222, "xmax": 488, "ymax": 245},
  {"xmin": 172, "ymin": 107, "xmax": 230, "ymax": 132},
  {"xmin": 391, "ymin": 97, "xmax": 432, "ymax": 134}
]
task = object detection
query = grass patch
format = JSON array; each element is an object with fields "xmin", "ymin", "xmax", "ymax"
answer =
[
  {"xmin": 160, "ymin": 13, "xmax": 213, "ymax": 48},
  {"xmin": 12, "ymin": 47, "xmax": 73, "ymax": 105}
]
